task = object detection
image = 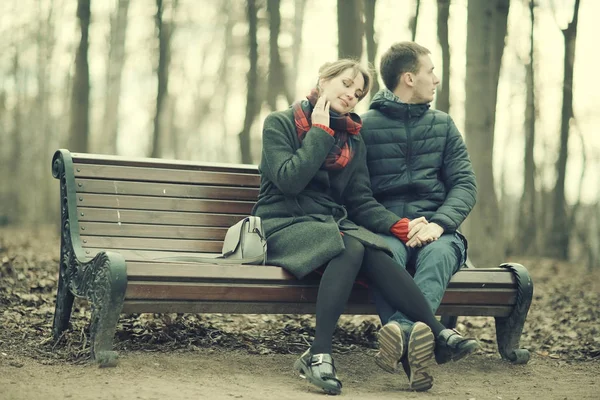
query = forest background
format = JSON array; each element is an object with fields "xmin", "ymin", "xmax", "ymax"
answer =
[{"xmin": 0, "ymin": 0, "xmax": 598, "ymax": 269}]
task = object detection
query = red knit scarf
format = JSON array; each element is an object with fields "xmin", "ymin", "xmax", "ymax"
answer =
[{"xmin": 292, "ymin": 89, "xmax": 362, "ymax": 170}]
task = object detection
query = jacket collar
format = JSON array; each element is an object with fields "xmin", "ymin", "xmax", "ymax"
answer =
[{"xmin": 369, "ymin": 89, "xmax": 430, "ymax": 120}]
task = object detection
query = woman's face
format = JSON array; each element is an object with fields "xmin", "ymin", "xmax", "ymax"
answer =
[{"xmin": 318, "ymin": 68, "xmax": 365, "ymax": 114}]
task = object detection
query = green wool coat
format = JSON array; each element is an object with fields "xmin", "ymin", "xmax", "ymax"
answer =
[{"xmin": 251, "ymin": 107, "xmax": 402, "ymax": 279}]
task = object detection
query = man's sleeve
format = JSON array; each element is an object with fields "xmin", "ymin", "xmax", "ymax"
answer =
[{"xmin": 429, "ymin": 116, "xmax": 477, "ymax": 232}]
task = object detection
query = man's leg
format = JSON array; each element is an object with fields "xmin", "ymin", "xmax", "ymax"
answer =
[{"xmin": 412, "ymin": 233, "xmax": 466, "ymax": 314}]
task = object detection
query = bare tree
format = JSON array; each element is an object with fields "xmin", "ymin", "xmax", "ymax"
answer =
[
  {"xmin": 69, "ymin": 0, "xmax": 91, "ymax": 153},
  {"xmin": 102, "ymin": 0, "xmax": 130, "ymax": 155},
  {"xmin": 337, "ymin": 0, "xmax": 363, "ymax": 59},
  {"xmin": 463, "ymin": 0, "xmax": 510, "ymax": 266},
  {"xmin": 409, "ymin": 0, "xmax": 421, "ymax": 41},
  {"xmin": 36, "ymin": 0, "xmax": 57, "ymax": 222},
  {"xmin": 436, "ymin": 0, "xmax": 450, "ymax": 113},
  {"xmin": 267, "ymin": 0, "xmax": 293, "ymax": 110},
  {"xmin": 364, "ymin": 0, "xmax": 379, "ymax": 99},
  {"xmin": 291, "ymin": 0, "xmax": 307, "ymax": 97},
  {"xmin": 239, "ymin": 0, "xmax": 259, "ymax": 164},
  {"xmin": 515, "ymin": 0, "xmax": 537, "ymax": 255},
  {"xmin": 545, "ymin": 0, "xmax": 581, "ymax": 260},
  {"xmin": 151, "ymin": 0, "xmax": 171, "ymax": 158}
]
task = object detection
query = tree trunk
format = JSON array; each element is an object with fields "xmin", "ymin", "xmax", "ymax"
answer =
[
  {"xmin": 436, "ymin": 0, "xmax": 450, "ymax": 113},
  {"xmin": 515, "ymin": 0, "xmax": 537, "ymax": 255},
  {"xmin": 546, "ymin": 0, "xmax": 581, "ymax": 260},
  {"xmin": 409, "ymin": 0, "xmax": 421, "ymax": 41},
  {"xmin": 37, "ymin": 0, "xmax": 57, "ymax": 223},
  {"xmin": 69, "ymin": 0, "xmax": 91, "ymax": 153},
  {"xmin": 151, "ymin": 0, "xmax": 171, "ymax": 158},
  {"xmin": 267, "ymin": 0, "xmax": 293, "ymax": 110},
  {"xmin": 462, "ymin": 0, "xmax": 509, "ymax": 266},
  {"xmin": 239, "ymin": 0, "xmax": 259, "ymax": 164},
  {"xmin": 102, "ymin": 0, "xmax": 130, "ymax": 155},
  {"xmin": 337, "ymin": 0, "xmax": 363, "ymax": 59},
  {"xmin": 217, "ymin": 0, "xmax": 234, "ymax": 160},
  {"xmin": 291, "ymin": 0, "xmax": 306, "ymax": 98},
  {"xmin": 364, "ymin": 0, "xmax": 379, "ymax": 99},
  {"xmin": 9, "ymin": 50, "xmax": 22, "ymax": 223}
]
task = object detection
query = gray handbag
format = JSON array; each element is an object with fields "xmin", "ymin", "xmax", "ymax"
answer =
[
  {"xmin": 154, "ymin": 216, "xmax": 267, "ymax": 265},
  {"xmin": 221, "ymin": 216, "xmax": 267, "ymax": 264}
]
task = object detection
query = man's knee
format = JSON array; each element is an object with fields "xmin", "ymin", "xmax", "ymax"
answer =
[{"xmin": 416, "ymin": 234, "xmax": 464, "ymax": 274}]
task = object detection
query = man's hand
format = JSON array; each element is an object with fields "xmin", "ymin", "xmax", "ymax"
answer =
[
  {"xmin": 405, "ymin": 217, "xmax": 428, "ymax": 248},
  {"xmin": 407, "ymin": 222, "xmax": 444, "ymax": 248}
]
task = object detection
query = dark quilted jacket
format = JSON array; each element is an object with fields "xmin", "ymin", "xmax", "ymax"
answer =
[{"xmin": 360, "ymin": 89, "xmax": 477, "ymax": 232}]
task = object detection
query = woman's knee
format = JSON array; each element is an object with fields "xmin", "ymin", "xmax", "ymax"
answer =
[{"xmin": 341, "ymin": 235, "xmax": 365, "ymax": 260}]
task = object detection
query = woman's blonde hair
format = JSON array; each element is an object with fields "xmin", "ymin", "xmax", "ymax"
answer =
[{"xmin": 318, "ymin": 59, "xmax": 373, "ymax": 100}]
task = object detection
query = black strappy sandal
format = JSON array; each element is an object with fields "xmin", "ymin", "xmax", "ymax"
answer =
[
  {"xmin": 435, "ymin": 328, "xmax": 480, "ymax": 364},
  {"xmin": 293, "ymin": 350, "xmax": 342, "ymax": 395}
]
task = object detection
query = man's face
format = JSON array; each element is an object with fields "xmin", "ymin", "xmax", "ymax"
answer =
[{"xmin": 409, "ymin": 54, "xmax": 440, "ymax": 104}]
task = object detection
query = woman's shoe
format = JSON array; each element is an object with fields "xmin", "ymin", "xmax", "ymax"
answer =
[
  {"xmin": 294, "ymin": 350, "xmax": 342, "ymax": 395},
  {"xmin": 435, "ymin": 328, "xmax": 480, "ymax": 363}
]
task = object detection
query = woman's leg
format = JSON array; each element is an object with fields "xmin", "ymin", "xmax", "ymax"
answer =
[
  {"xmin": 311, "ymin": 235, "xmax": 364, "ymax": 354},
  {"xmin": 361, "ymin": 247, "xmax": 446, "ymax": 336},
  {"xmin": 295, "ymin": 235, "xmax": 365, "ymax": 395}
]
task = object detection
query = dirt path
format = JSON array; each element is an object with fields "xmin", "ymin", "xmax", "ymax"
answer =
[{"xmin": 1, "ymin": 349, "xmax": 598, "ymax": 400}]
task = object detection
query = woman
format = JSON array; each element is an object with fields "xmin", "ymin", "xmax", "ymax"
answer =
[{"xmin": 252, "ymin": 59, "xmax": 477, "ymax": 395}]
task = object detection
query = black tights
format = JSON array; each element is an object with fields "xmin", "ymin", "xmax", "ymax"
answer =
[{"xmin": 311, "ymin": 235, "xmax": 446, "ymax": 354}]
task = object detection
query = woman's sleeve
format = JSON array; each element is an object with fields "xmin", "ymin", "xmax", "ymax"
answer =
[
  {"xmin": 342, "ymin": 140, "xmax": 404, "ymax": 234},
  {"xmin": 260, "ymin": 113, "xmax": 335, "ymax": 196}
]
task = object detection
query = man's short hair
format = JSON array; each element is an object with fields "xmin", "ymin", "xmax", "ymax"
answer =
[{"xmin": 380, "ymin": 42, "xmax": 431, "ymax": 91}]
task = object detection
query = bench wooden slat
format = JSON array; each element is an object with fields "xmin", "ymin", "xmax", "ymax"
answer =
[
  {"xmin": 79, "ymin": 223, "xmax": 227, "ymax": 240},
  {"xmin": 75, "ymin": 179, "xmax": 260, "ymax": 201},
  {"xmin": 125, "ymin": 263, "xmax": 515, "ymax": 287},
  {"xmin": 85, "ymin": 249, "xmax": 220, "ymax": 261},
  {"xmin": 73, "ymin": 163, "xmax": 260, "ymax": 187},
  {"xmin": 78, "ymin": 208, "xmax": 244, "ymax": 227},
  {"xmin": 124, "ymin": 281, "xmax": 516, "ymax": 305},
  {"xmin": 71, "ymin": 153, "xmax": 259, "ymax": 174},
  {"xmin": 77, "ymin": 194, "xmax": 254, "ymax": 214},
  {"xmin": 121, "ymin": 300, "xmax": 513, "ymax": 317},
  {"xmin": 81, "ymin": 236, "xmax": 223, "ymax": 253}
]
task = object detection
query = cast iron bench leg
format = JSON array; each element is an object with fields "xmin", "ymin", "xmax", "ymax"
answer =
[
  {"xmin": 52, "ymin": 260, "xmax": 75, "ymax": 339},
  {"xmin": 494, "ymin": 263, "xmax": 533, "ymax": 364},
  {"xmin": 81, "ymin": 251, "xmax": 127, "ymax": 367},
  {"xmin": 54, "ymin": 248, "xmax": 127, "ymax": 367}
]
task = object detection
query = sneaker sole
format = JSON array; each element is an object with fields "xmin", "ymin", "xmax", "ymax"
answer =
[
  {"xmin": 375, "ymin": 322, "xmax": 404, "ymax": 373},
  {"xmin": 405, "ymin": 322, "xmax": 435, "ymax": 391}
]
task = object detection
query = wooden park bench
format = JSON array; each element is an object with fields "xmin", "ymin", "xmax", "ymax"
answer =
[{"xmin": 50, "ymin": 149, "xmax": 533, "ymax": 367}]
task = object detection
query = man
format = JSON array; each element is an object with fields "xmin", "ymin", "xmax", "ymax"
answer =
[{"xmin": 361, "ymin": 41, "xmax": 479, "ymax": 390}]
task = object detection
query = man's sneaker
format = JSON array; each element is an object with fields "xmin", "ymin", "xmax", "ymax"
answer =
[
  {"xmin": 435, "ymin": 328, "xmax": 480, "ymax": 363},
  {"xmin": 400, "ymin": 322, "xmax": 435, "ymax": 391},
  {"xmin": 375, "ymin": 321, "xmax": 406, "ymax": 373}
]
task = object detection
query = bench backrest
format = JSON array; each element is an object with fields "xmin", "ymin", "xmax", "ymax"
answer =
[{"xmin": 58, "ymin": 151, "xmax": 260, "ymax": 263}]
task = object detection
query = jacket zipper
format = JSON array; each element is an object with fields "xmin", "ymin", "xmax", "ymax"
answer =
[{"xmin": 404, "ymin": 119, "xmax": 413, "ymax": 182}]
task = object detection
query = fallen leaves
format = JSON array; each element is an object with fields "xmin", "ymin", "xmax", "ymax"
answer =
[{"xmin": 1, "ymin": 227, "xmax": 599, "ymax": 365}]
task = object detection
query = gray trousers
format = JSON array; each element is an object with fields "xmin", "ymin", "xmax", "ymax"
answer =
[{"xmin": 373, "ymin": 233, "xmax": 467, "ymax": 326}]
